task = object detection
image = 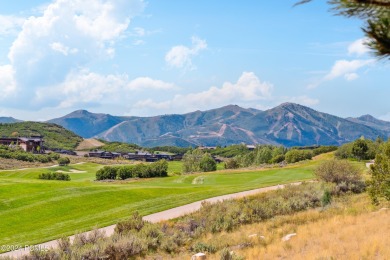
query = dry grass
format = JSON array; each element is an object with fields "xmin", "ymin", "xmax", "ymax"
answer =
[
  {"xmin": 169, "ymin": 194, "xmax": 389, "ymax": 260},
  {"xmin": 0, "ymin": 158, "xmax": 54, "ymax": 170},
  {"xmin": 0, "ymin": 154, "xmax": 134, "ymax": 170},
  {"xmin": 76, "ymin": 138, "xmax": 105, "ymax": 151},
  {"xmin": 65, "ymin": 154, "xmax": 135, "ymax": 165}
]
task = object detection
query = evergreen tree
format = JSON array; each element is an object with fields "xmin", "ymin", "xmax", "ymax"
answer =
[{"xmin": 296, "ymin": 0, "xmax": 390, "ymax": 59}]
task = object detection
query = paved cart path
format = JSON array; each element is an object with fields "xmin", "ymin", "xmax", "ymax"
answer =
[{"xmin": 0, "ymin": 182, "xmax": 302, "ymax": 259}]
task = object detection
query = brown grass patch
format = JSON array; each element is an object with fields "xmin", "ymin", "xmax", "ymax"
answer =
[
  {"xmin": 168, "ymin": 194, "xmax": 389, "ymax": 260},
  {"xmin": 76, "ymin": 138, "xmax": 105, "ymax": 151}
]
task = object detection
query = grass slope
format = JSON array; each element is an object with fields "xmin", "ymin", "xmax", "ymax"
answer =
[
  {"xmin": 0, "ymin": 122, "xmax": 82, "ymax": 150},
  {"xmin": 0, "ymin": 161, "xmax": 314, "ymax": 251},
  {"xmin": 190, "ymin": 194, "xmax": 389, "ymax": 260}
]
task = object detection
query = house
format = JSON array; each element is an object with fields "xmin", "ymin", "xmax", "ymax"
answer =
[
  {"xmin": 0, "ymin": 136, "xmax": 45, "ymax": 153},
  {"xmin": 88, "ymin": 151, "xmax": 121, "ymax": 159},
  {"xmin": 52, "ymin": 149, "xmax": 77, "ymax": 155},
  {"xmin": 123, "ymin": 151, "xmax": 174, "ymax": 162},
  {"xmin": 246, "ymin": 144, "xmax": 256, "ymax": 150}
]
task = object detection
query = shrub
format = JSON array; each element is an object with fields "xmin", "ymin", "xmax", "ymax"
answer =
[
  {"xmin": 285, "ymin": 149, "xmax": 313, "ymax": 163},
  {"xmin": 38, "ymin": 172, "xmax": 71, "ymax": 181},
  {"xmin": 270, "ymin": 154, "xmax": 285, "ymax": 164},
  {"xmin": 191, "ymin": 242, "xmax": 217, "ymax": 253},
  {"xmin": 58, "ymin": 157, "xmax": 70, "ymax": 166},
  {"xmin": 224, "ymin": 158, "xmax": 239, "ymax": 169},
  {"xmin": 321, "ymin": 190, "xmax": 332, "ymax": 206},
  {"xmin": 182, "ymin": 149, "xmax": 204, "ymax": 173},
  {"xmin": 48, "ymin": 152, "xmax": 60, "ymax": 160},
  {"xmin": 352, "ymin": 139, "xmax": 369, "ymax": 161},
  {"xmin": 115, "ymin": 212, "xmax": 145, "ymax": 234},
  {"xmin": 96, "ymin": 166, "xmax": 118, "ymax": 180},
  {"xmin": 199, "ymin": 154, "xmax": 217, "ymax": 172},
  {"xmin": 315, "ymin": 159, "xmax": 365, "ymax": 194},
  {"xmin": 103, "ymin": 235, "xmax": 146, "ymax": 259}
]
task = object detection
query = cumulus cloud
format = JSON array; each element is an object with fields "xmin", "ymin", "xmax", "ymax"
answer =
[
  {"xmin": 50, "ymin": 42, "xmax": 78, "ymax": 56},
  {"xmin": 133, "ymin": 72, "xmax": 273, "ymax": 113},
  {"xmin": 0, "ymin": 65, "xmax": 16, "ymax": 98},
  {"xmin": 308, "ymin": 59, "xmax": 374, "ymax": 88},
  {"xmin": 348, "ymin": 38, "xmax": 370, "ymax": 56},
  {"xmin": 344, "ymin": 73, "xmax": 359, "ymax": 81},
  {"xmin": 323, "ymin": 59, "xmax": 373, "ymax": 81},
  {"xmin": 0, "ymin": 15, "xmax": 25, "ymax": 35},
  {"xmin": 34, "ymin": 71, "xmax": 177, "ymax": 109},
  {"xmin": 127, "ymin": 77, "xmax": 177, "ymax": 90},
  {"xmin": 4, "ymin": 0, "xmax": 145, "ymax": 104},
  {"xmin": 165, "ymin": 36, "xmax": 207, "ymax": 69}
]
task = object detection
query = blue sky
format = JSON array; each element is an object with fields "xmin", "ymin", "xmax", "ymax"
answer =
[{"xmin": 0, "ymin": 0, "xmax": 388, "ymax": 121}]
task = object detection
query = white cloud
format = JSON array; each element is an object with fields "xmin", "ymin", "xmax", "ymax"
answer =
[
  {"xmin": 6, "ymin": 0, "xmax": 145, "ymax": 102},
  {"xmin": 127, "ymin": 77, "xmax": 177, "ymax": 90},
  {"xmin": 0, "ymin": 15, "xmax": 25, "ymax": 35},
  {"xmin": 133, "ymin": 27, "xmax": 145, "ymax": 37},
  {"xmin": 348, "ymin": 38, "xmax": 370, "ymax": 56},
  {"xmin": 308, "ymin": 59, "xmax": 374, "ymax": 88},
  {"xmin": 0, "ymin": 65, "xmax": 16, "ymax": 98},
  {"xmin": 165, "ymin": 36, "xmax": 207, "ymax": 69},
  {"xmin": 50, "ymin": 42, "xmax": 78, "ymax": 56},
  {"xmin": 34, "ymin": 71, "xmax": 176, "ymax": 109},
  {"xmin": 282, "ymin": 96, "xmax": 319, "ymax": 106},
  {"xmin": 344, "ymin": 73, "xmax": 359, "ymax": 81},
  {"xmin": 132, "ymin": 39, "xmax": 145, "ymax": 45},
  {"xmin": 133, "ymin": 72, "xmax": 273, "ymax": 113},
  {"xmin": 324, "ymin": 59, "xmax": 373, "ymax": 81}
]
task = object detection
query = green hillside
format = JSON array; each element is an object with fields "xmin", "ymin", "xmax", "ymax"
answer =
[{"xmin": 0, "ymin": 122, "xmax": 83, "ymax": 150}]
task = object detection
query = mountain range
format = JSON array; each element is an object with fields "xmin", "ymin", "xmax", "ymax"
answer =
[{"xmin": 42, "ymin": 103, "xmax": 389, "ymax": 147}]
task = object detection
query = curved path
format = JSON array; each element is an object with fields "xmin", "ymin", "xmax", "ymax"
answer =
[{"xmin": 0, "ymin": 182, "xmax": 302, "ymax": 259}]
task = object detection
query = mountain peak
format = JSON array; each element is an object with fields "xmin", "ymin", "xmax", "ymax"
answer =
[
  {"xmin": 358, "ymin": 114, "xmax": 377, "ymax": 121},
  {"xmin": 70, "ymin": 109, "xmax": 92, "ymax": 116}
]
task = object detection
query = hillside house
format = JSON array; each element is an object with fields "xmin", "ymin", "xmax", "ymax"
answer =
[
  {"xmin": 88, "ymin": 151, "xmax": 121, "ymax": 159},
  {"xmin": 0, "ymin": 136, "xmax": 45, "ymax": 153}
]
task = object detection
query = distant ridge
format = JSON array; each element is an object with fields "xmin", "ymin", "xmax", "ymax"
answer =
[
  {"xmin": 46, "ymin": 103, "xmax": 389, "ymax": 147},
  {"xmin": 0, "ymin": 117, "xmax": 22, "ymax": 124},
  {"xmin": 47, "ymin": 110, "xmax": 125, "ymax": 138},
  {"xmin": 346, "ymin": 114, "xmax": 390, "ymax": 132}
]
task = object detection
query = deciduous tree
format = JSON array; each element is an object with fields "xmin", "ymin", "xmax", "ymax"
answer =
[{"xmin": 368, "ymin": 140, "xmax": 390, "ymax": 203}]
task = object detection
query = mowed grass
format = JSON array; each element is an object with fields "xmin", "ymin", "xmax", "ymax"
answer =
[{"xmin": 0, "ymin": 160, "xmax": 315, "ymax": 251}]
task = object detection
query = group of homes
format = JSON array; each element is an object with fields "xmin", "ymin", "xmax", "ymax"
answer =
[
  {"xmin": 87, "ymin": 150, "xmax": 183, "ymax": 162},
  {"xmin": 0, "ymin": 136, "xmax": 229, "ymax": 163}
]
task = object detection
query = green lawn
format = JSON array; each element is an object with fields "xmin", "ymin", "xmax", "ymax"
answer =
[{"xmin": 0, "ymin": 161, "xmax": 315, "ymax": 251}]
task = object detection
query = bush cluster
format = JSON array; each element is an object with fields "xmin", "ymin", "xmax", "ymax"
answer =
[
  {"xmin": 226, "ymin": 145, "xmax": 334, "ymax": 169},
  {"xmin": 38, "ymin": 172, "xmax": 71, "ymax": 181},
  {"xmin": 315, "ymin": 159, "xmax": 366, "ymax": 194},
  {"xmin": 182, "ymin": 150, "xmax": 216, "ymax": 173},
  {"xmin": 58, "ymin": 157, "xmax": 70, "ymax": 166},
  {"xmin": 96, "ymin": 160, "xmax": 168, "ymax": 180},
  {"xmin": 335, "ymin": 138, "xmax": 380, "ymax": 160},
  {"xmin": 0, "ymin": 145, "xmax": 58, "ymax": 163},
  {"xmin": 368, "ymin": 140, "xmax": 390, "ymax": 204},
  {"xmin": 285, "ymin": 149, "xmax": 313, "ymax": 163}
]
